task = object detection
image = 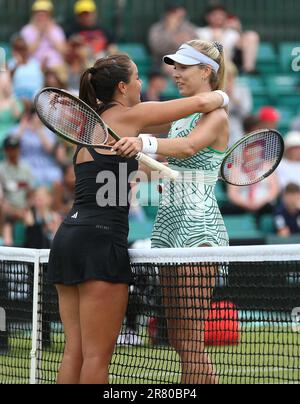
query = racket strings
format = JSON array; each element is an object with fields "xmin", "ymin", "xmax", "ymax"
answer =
[
  {"xmin": 37, "ymin": 90, "xmax": 108, "ymax": 146},
  {"xmin": 223, "ymin": 131, "xmax": 283, "ymax": 186}
]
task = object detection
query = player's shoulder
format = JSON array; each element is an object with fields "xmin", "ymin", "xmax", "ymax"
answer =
[{"xmin": 201, "ymin": 108, "xmax": 229, "ymax": 126}]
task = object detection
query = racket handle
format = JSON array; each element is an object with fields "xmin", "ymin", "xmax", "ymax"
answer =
[{"xmin": 136, "ymin": 153, "xmax": 179, "ymax": 181}]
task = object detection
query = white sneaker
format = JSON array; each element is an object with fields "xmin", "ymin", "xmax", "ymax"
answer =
[
  {"xmin": 116, "ymin": 328, "xmax": 142, "ymax": 346},
  {"xmin": 125, "ymin": 330, "xmax": 142, "ymax": 346},
  {"xmin": 116, "ymin": 332, "xmax": 127, "ymax": 345}
]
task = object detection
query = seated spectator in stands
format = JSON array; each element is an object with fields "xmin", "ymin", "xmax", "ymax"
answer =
[
  {"xmin": 243, "ymin": 115, "xmax": 262, "ymax": 134},
  {"xmin": 20, "ymin": 0, "xmax": 67, "ymax": 70},
  {"xmin": 274, "ymin": 183, "xmax": 300, "ymax": 237},
  {"xmin": 0, "ymin": 72, "xmax": 23, "ymax": 147},
  {"xmin": 196, "ymin": 5, "xmax": 260, "ymax": 73},
  {"xmin": 226, "ymin": 62, "xmax": 253, "ymax": 146},
  {"xmin": 65, "ymin": 0, "xmax": 117, "ymax": 62},
  {"xmin": 44, "ymin": 67, "xmax": 67, "ymax": 90},
  {"xmin": 12, "ymin": 106, "xmax": 63, "ymax": 187},
  {"xmin": 148, "ymin": 0, "xmax": 198, "ymax": 70},
  {"xmin": 0, "ymin": 136, "xmax": 33, "ymax": 247},
  {"xmin": 24, "ymin": 187, "xmax": 61, "ymax": 249},
  {"xmin": 141, "ymin": 70, "xmax": 168, "ymax": 102},
  {"xmin": 257, "ymin": 106, "xmax": 280, "ymax": 130},
  {"xmin": 65, "ymin": 34, "xmax": 90, "ymax": 93},
  {"xmin": 277, "ymin": 131, "xmax": 300, "ymax": 190},
  {"xmin": 9, "ymin": 35, "xmax": 44, "ymax": 105},
  {"xmin": 52, "ymin": 164, "xmax": 75, "ymax": 218}
]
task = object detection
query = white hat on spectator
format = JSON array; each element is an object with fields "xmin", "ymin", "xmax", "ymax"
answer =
[{"xmin": 285, "ymin": 131, "xmax": 300, "ymax": 149}]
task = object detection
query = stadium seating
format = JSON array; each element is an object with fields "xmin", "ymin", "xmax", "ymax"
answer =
[
  {"xmin": 224, "ymin": 214, "xmax": 263, "ymax": 239},
  {"xmin": 118, "ymin": 43, "xmax": 151, "ymax": 75},
  {"xmin": 256, "ymin": 42, "xmax": 279, "ymax": 74},
  {"xmin": 0, "ymin": 42, "xmax": 11, "ymax": 60},
  {"xmin": 128, "ymin": 218, "xmax": 153, "ymax": 243},
  {"xmin": 258, "ymin": 214, "xmax": 275, "ymax": 235},
  {"xmin": 266, "ymin": 235, "xmax": 300, "ymax": 244}
]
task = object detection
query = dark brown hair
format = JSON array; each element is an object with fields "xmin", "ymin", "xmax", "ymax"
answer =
[
  {"xmin": 284, "ymin": 183, "xmax": 300, "ymax": 194},
  {"xmin": 79, "ymin": 54, "xmax": 133, "ymax": 114}
]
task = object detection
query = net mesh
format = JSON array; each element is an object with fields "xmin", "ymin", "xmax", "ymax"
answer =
[
  {"xmin": 222, "ymin": 130, "xmax": 283, "ymax": 186},
  {"xmin": 35, "ymin": 89, "xmax": 108, "ymax": 146},
  {"xmin": 0, "ymin": 246, "xmax": 300, "ymax": 385}
]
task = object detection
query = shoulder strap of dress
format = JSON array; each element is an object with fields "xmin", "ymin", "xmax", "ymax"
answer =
[{"xmin": 73, "ymin": 145, "xmax": 83, "ymax": 165}]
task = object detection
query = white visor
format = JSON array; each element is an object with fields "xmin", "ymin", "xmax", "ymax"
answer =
[{"xmin": 163, "ymin": 44, "xmax": 219, "ymax": 73}]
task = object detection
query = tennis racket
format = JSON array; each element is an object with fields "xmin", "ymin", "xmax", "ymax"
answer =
[
  {"xmin": 219, "ymin": 129, "xmax": 284, "ymax": 186},
  {"xmin": 34, "ymin": 87, "xmax": 179, "ymax": 181}
]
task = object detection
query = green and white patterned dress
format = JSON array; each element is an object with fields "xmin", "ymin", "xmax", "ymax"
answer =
[{"xmin": 151, "ymin": 113, "xmax": 229, "ymax": 248}]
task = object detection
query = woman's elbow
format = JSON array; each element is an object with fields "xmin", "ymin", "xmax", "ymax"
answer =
[{"xmin": 178, "ymin": 143, "xmax": 197, "ymax": 158}]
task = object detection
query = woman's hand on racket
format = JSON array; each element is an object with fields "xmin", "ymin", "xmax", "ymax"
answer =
[{"xmin": 111, "ymin": 137, "xmax": 143, "ymax": 158}]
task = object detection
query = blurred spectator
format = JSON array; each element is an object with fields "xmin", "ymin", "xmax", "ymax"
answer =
[
  {"xmin": 196, "ymin": 5, "xmax": 260, "ymax": 73},
  {"xmin": 12, "ymin": 107, "xmax": 63, "ymax": 187},
  {"xmin": 274, "ymin": 183, "xmax": 300, "ymax": 237},
  {"xmin": 52, "ymin": 164, "xmax": 75, "ymax": 217},
  {"xmin": 141, "ymin": 70, "xmax": 168, "ymax": 102},
  {"xmin": 277, "ymin": 131, "xmax": 300, "ymax": 190},
  {"xmin": 65, "ymin": 34, "xmax": 90, "ymax": 93},
  {"xmin": 227, "ymin": 173, "xmax": 279, "ymax": 218},
  {"xmin": 148, "ymin": 0, "xmax": 198, "ymax": 70},
  {"xmin": 65, "ymin": 0, "xmax": 117, "ymax": 62},
  {"xmin": 20, "ymin": 0, "xmax": 67, "ymax": 70},
  {"xmin": 243, "ymin": 115, "xmax": 262, "ymax": 133},
  {"xmin": 257, "ymin": 106, "xmax": 280, "ymax": 130},
  {"xmin": 226, "ymin": 62, "xmax": 253, "ymax": 146},
  {"xmin": 44, "ymin": 67, "xmax": 67, "ymax": 89},
  {"xmin": 0, "ymin": 136, "xmax": 33, "ymax": 246},
  {"xmin": 9, "ymin": 35, "xmax": 44, "ymax": 105},
  {"xmin": 0, "ymin": 72, "xmax": 23, "ymax": 147},
  {"xmin": 290, "ymin": 116, "xmax": 300, "ymax": 132},
  {"xmin": 24, "ymin": 187, "xmax": 61, "ymax": 248}
]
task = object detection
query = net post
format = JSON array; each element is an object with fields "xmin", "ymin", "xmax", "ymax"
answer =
[{"xmin": 30, "ymin": 250, "xmax": 42, "ymax": 384}]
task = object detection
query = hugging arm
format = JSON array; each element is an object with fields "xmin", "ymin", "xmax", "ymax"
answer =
[{"xmin": 113, "ymin": 109, "xmax": 229, "ymax": 159}]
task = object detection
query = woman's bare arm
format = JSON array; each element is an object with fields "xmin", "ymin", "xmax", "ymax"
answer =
[
  {"xmin": 112, "ymin": 109, "xmax": 229, "ymax": 159},
  {"xmin": 114, "ymin": 92, "xmax": 225, "ymax": 134},
  {"xmin": 154, "ymin": 109, "xmax": 229, "ymax": 158}
]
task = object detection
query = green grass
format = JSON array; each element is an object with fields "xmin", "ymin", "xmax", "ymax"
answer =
[{"xmin": 1, "ymin": 326, "xmax": 299, "ymax": 384}]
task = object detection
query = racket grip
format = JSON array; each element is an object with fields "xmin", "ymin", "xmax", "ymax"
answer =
[{"xmin": 136, "ymin": 153, "xmax": 179, "ymax": 181}]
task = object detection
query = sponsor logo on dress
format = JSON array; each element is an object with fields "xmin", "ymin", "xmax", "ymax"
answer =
[{"xmin": 71, "ymin": 212, "xmax": 78, "ymax": 219}]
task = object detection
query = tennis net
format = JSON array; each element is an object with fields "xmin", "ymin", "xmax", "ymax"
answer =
[{"xmin": 0, "ymin": 245, "xmax": 299, "ymax": 384}]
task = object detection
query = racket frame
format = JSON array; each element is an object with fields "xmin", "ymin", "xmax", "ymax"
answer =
[
  {"xmin": 220, "ymin": 129, "xmax": 285, "ymax": 186},
  {"xmin": 35, "ymin": 87, "xmax": 179, "ymax": 180}
]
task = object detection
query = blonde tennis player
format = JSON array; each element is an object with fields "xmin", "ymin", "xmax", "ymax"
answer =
[{"xmin": 113, "ymin": 40, "xmax": 230, "ymax": 384}]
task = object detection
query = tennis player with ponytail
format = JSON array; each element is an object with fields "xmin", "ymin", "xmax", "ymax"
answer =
[
  {"xmin": 113, "ymin": 40, "xmax": 229, "ymax": 384},
  {"xmin": 47, "ymin": 50, "xmax": 228, "ymax": 384}
]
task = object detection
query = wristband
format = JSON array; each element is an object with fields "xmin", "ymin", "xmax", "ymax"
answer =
[
  {"xmin": 138, "ymin": 134, "xmax": 158, "ymax": 154},
  {"xmin": 214, "ymin": 90, "xmax": 230, "ymax": 108}
]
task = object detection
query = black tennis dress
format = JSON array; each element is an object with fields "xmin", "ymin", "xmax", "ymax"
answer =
[{"xmin": 47, "ymin": 146, "xmax": 138, "ymax": 285}]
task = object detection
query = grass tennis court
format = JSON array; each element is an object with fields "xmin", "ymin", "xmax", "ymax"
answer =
[{"xmin": 1, "ymin": 324, "xmax": 299, "ymax": 384}]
